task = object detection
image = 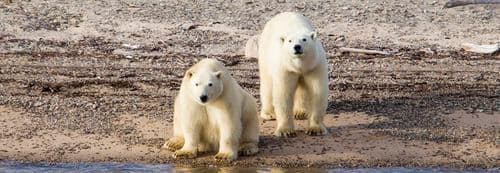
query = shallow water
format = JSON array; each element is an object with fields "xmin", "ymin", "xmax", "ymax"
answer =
[{"xmin": 0, "ymin": 162, "xmax": 498, "ymax": 173}]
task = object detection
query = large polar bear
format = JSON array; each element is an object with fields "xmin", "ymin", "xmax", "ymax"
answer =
[
  {"xmin": 258, "ymin": 12, "xmax": 329, "ymax": 137},
  {"xmin": 162, "ymin": 59, "xmax": 259, "ymax": 161}
]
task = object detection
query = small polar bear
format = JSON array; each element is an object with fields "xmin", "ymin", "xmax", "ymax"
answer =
[
  {"xmin": 162, "ymin": 59, "xmax": 259, "ymax": 161},
  {"xmin": 257, "ymin": 12, "xmax": 329, "ymax": 137}
]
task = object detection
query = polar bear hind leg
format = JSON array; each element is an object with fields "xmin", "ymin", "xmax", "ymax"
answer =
[
  {"xmin": 293, "ymin": 77, "xmax": 310, "ymax": 120},
  {"xmin": 259, "ymin": 67, "xmax": 276, "ymax": 120},
  {"xmin": 238, "ymin": 142, "xmax": 258, "ymax": 156},
  {"xmin": 239, "ymin": 96, "xmax": 259, "ymax": 156}
]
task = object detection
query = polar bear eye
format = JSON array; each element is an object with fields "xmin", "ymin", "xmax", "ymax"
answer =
[
  {"xmin": 302, "ymin": 38, "xmax": 307, "ymax": 42},
  {"xmin": 288, "ymin": 40, "xmax": 292, "ymax": 43},
  {"xmin": 208, "ymin": 83, "xmax": 213, "ymax": 87},
  {"xmin": 195, "ymin": 83, "xmax": 199, "ymax": 86}
]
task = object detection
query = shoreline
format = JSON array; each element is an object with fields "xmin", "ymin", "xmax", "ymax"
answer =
[{"xmin": 0, "ymin": 0, "xmax": 499, "ymax": 169}]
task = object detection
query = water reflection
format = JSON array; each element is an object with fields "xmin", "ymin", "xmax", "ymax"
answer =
[
  {"xmin": 175, "ymin": 167, "xmax": 325, "ymax": 173},
  {"xmin": 0, "ymin": 162, "xmax": 498, "ymax": 173}
]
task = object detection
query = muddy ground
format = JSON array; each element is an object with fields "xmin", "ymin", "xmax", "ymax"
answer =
[{"xmin": 0, "ymin": 0, "xmax": 499, "ymax": 169}]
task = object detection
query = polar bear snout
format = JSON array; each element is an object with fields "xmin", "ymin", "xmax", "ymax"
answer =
[
  {"xmin": 199, "ymin": 95, "xmax": 208, "ymax": 103},
  {"xmin": 293, "ymin": 45, "xmax": 303, "ymax": 55}
]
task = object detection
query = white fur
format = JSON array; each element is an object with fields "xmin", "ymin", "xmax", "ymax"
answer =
[
  {"xmin": 163, "ymin": 59, "xmax": 259, "ymax": 161},
  {"xmin": 257, "ymin": 12, "xmax": 329, "ymax": 137},
  {"xmin": 244, "ymin": 35, "xmax": 259, "ymax": 58}
]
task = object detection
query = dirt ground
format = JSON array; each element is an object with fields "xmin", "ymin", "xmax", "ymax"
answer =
[{"xmin": 0, "ymin": 0, "xmax": 499, "ymax": 169}]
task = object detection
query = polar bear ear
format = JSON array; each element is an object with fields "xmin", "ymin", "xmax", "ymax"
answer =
[
  {"xmin": 185, "ymin": 69, "xmax": 193, "ymax": 78},
  {"xmin": 214, "ymin": 71, "xmax": 222, "ymax": 79},
  {"xmin": 310, "ymin": 31, "xmax": 318, "ymax": 40}
]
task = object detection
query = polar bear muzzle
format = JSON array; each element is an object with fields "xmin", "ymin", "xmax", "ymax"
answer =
[
  {"xmin": 199, "ymin": 95, "xmax": 208, "ymax": 103},
  {"xmin": 293, "ymin": 45, "xmax": 303, "ymax": 55}
]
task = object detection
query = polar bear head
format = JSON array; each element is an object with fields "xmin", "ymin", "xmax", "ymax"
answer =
[
  {"xmin": 280, "ymin": 31, "xmax": 318, "ymax": 57},
  {"xmin": 185, "ymin": 67, "xmax": 224, "ymax": 105}
]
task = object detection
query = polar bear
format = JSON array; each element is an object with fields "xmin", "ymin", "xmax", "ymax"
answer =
[
  {"xmin": 162, "ymin": 59, "xmax": 259, "ymax": 161},
  {"xmin": 257, "ymin": 12, "xmax": 329, "ymax": 137},
  {"xmin": 244, "ymin": 35, "xmax": 259, "ymax": 58}
]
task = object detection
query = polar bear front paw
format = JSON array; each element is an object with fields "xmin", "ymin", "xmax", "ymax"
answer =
[
  {"xmin": 162, "ymin": 137, "xmax": 184, "ymax": 152},
  {"xmin": 260, "ymin": 112, "xmax": 276, "ymax": 120},
  {"xmin": 306, "ymin": 125, "xmax": 328, "ymax": 136},
  {"xmin": 214, "ymin": 152, "xmax": 237, "ymax": 162},
  {"xmin": 274, "ymin": 127, "xmax": 297, "ymax": 138},
  {"xmin": 173, "ymin": 150, "xmax": 197, "ymax": 159}
]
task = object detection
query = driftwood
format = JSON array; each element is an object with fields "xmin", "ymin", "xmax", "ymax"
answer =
[
  {"xmin": 339, "ymin": 47, "xmax": 390, "ymax": 55},
  {"xmin": 461, "ymin": 43, "xmax": 499, "ymax": 54},
  {"xmin": 444, "ymin": 0, "xmax": 500, "ymax": 8}
]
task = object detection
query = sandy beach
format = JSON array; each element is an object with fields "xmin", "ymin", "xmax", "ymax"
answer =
[{"xmin": 0, "ymin": 0, "xmax": 499, "ymax": 168}]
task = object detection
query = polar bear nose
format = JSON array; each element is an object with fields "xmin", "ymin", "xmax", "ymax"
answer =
[
  {"xmin": 293, "ymin": 45, "xmax": 303, "ymax": 54},
  {"xmin": 200, "ymin": 95, "xmax": 208, "ymax": 103}
]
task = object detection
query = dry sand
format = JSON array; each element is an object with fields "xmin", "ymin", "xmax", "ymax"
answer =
[{"xmin": 0, "ymin": 0, "xmax": 499, "ymax": 168}]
